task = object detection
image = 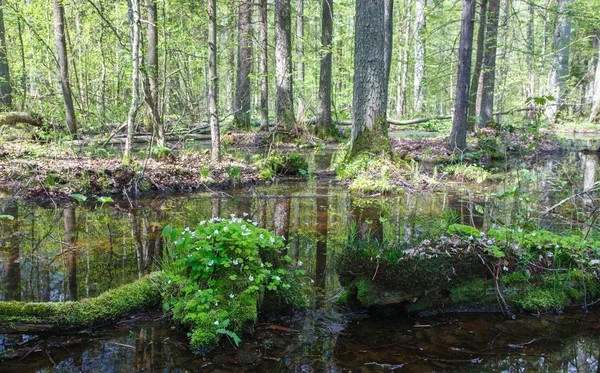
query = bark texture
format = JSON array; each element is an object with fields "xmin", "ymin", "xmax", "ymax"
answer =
[
  {"xmin": 234, "ymin": 0, "xmax": 252, "ymax": 129},
  {"xmin": 296, "ymin": 0, "xmax": 305, "ymax": 118},
  {"xmin": 448, "ymin": 0, "xmax": 476, "ymax": 152},
  {"xmin": 53, "ymin": 0, "xmax": 78, "ymax": 136},
  {"xmin": 208, "ymin": 0, "xmax": 220, "ymax": 161},
  {"xmin": 315, "ymin": 0, "xmax": 336, "ymax": 139},
  {"xmin": 145, "ymin": 0, "xmax": 165, "ymax": 147},
  {"xmin": 413, "ymin": 0, "xmax": 426, "ymax": 114},
  {"xmin": 590, "ymin": 35, "xmax": 600, "ymax": 122},
  {"xmin": 545, "ymin": 0, "xmax": 571, "ymax": 123},
  {"xmin": 479, "ymin": 0, "xmax": 500, "ymax": 127},
  {"xmin": 0, "ymin": 0, "xmax": 11, "ymax": 109},
  {"xmin": 383, "ymin": 0, "xmax": 394, "ymax": 100},
  {"xmin": 467, "ymin": 0, "xmax": 487, "ymax": 131},
  {"xmin": 259, "ymin": 0, "xmax": 269, "ymax": 131},
  {"xmin": 350, "ymin": 0, "xmax": 391, "ymax": 159},
  {"xmin": 123, "ymin": 0, "xmax": 142, "ymax": 165},
  {"xmin": 396, "ymin": 1, "xmax": 411, "ymax": 118},
  {"xmin": 0, "ymin": 112, "xmax": 44, "ymax": 127},
  {"xmin": 275, "ymin": 0, "xmax": 295, "ymax": 130}
]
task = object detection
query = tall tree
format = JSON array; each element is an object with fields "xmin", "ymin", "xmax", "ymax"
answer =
[
  {"xmin": 467, "ymin": 0, "xmax": 488, "ymax": 131},
  {"xmin": 234, "ymin": 0, "xmax": 252, "ymax": 128},
  {"xmin": 53, "ymin": 0, "xmax": 78, "ymax": 136},
  {"xmin": 315, "ymin": 0, "xmax": 336, "ymax": 139},
  {"xmin": 274, "ymin": 0, "xmax": 295, "ymax": 130},
  {"xmin": 590, "ymin": 34, "xmax": 600, "ymax": 122},
  {"xmin": 478, "ymin": 0, "xmax": 500, "ymax": 127},
  {"xmin": 448, "ymin": 0, "xmax": 476, "ymax": 152},
  {"xmin": 124, "ymin": 0, "xmax": 142, "ymax": 166},
  {"xmin": 0, "ymin": 0, "xmax": 11, "ymax": 109},
  {"xmin": 384, "ymin": 0, "xmax": 394, "ymax": 98},
  {"xmin": 144, "ymin": 0, "xmax": 165, "ymax": 147},
  {"xmin": 413, "ymin": 0, "xmax": 426, "ymax": 114},
  {"xmin": 259, "ymin": 0, "xmax": 269, "ymax": 131},
  {"xmin": 208, "ymin": 0, "xmax": 220, "ymax": 160},
  {"xmin": 396, "ymin": 0, "xmax": 411, "ymax": 118},
  {"xmin": 349, "ymin": 0, "xmax": 391, "ymax": 159},
  {"xmin": 296, "ymin": 0, "xmax": 304, "ymax": 118},
  {"xmin": 545, "ymin": 0, "xmax": 571, "ymax": 122}
]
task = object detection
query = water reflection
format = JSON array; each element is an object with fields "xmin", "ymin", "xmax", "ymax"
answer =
[{"xmin": 1, "ymin": 202, "xmax": 20, "ymax": 301}]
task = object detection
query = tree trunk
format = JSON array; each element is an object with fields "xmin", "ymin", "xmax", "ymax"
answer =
[
  {"xmin": 259, "ymin": 0, "xmax": 269, "ymax": 131},
  {"xmin": 145, "ymin": 0, "xmax": 164, "ymax": 147},
  {"xmin": 1, "ymin": 203, "xmax": 20, "ymax": 301},
  {"xmin": 234, "ymin": 0, "xmax": 252, "ymax": 129},
  {"xmin": 384, "ymin": 0, "xmax": 394, "ymax": 104},
  {"xmin": 590, "ymin": 34, "xmax": 600, "ymax": 122},
  {"xmin": 53, "ymin": 0, "xmax": 78, "ymax": 137},
  {"xmin": 296, "ymin": 0, "xmax": 305, "ymax": 119},
  {"xmin": 467, "ymin": 0, "xmax": 488, "ymax": 131},
  {"xmin": 448, "ymin": 0, "xmax": 476, "ymax": 152},
  {"xmin": 545, "ymin": 0, "xmax": 571, "ymax": 123},
  {"xmin": 396, "ymin": 0, "xmax": 411, "ymax": 118},
  {"xmin": 413, "ymin": 0, "xmax": 426, "ymax": 114},
  {"xmin": 208, "ymin": 0, "xmax": 220, "ymax": 161},
  {"xmin": 0, "ymin": 0, "xmax": 11, "ymax": 109},
  {"xmin": 0, "ymin": 112, "xmax": 43, "ymax": 127},
  {"xmin": 275, "ymin": 0, "xmax": 295, "ymax": 130},
  {"xmin": 478, "ymin": 0, "xmax": 500, "ymax": 127},
  {"xmin": 315, "ymin": 0, "xmax": 336, "ymax": 139},
  {"xmin": 124, "ymin": 0, "xmax": 142, "ymax": 166},
  {"xmin": 349, "ymin": 0, "xmax": 391, "ymax": 159}
]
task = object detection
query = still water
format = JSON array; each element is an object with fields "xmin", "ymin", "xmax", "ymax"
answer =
[{"xmin": 2, "ymin": 141, "xmax": 600, "ymax": 372}]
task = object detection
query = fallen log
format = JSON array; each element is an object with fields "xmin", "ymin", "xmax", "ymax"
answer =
[{"xmin": 0, "ymin": 112, "xmax": 44, "ymax": 127}]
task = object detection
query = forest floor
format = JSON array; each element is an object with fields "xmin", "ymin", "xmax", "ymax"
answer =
[{"xmin": 0, "ymin": 128, "xmax": 564, "ymax": 201}]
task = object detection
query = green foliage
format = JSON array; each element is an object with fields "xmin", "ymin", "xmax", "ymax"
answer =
[
  {"xmin": 69, "ymin": 193, "xmax": 88, "ymax": 202},
  {"xmin": 336, "ymin": 153, "xmax": 406, "ymax": 194},
  {"xmin": 161, "ymin": 216, "xmax": 306, "ymax": 352},
  {"xmin": 450, "ymin": 278, "xmax": 495, "ymax": 306},
  {"xmin": 255, "ymin": 152, "xmax": 309, "ymax": 180},
  {"xmin": 446, "ymin": 224, "xmax": 481, "ymax": 238},
  {"xmin": 445, "ymin": 164, "xmax": 491, "ymax": 183},
  {"xmin": 224, "ymin": 166, "xmax": 242, "ymax": 186}
]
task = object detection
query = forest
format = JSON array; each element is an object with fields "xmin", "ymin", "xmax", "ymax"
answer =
[{"xmin": 3, "ymin": 0, "xmax": 600, "ymax": 371}]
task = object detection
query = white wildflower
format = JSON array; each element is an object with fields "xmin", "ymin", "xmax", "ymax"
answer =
[
  {"xmin": 200, "ymin": 220, "xmax": 206, "ymax": 225},
  {"xmin": 298, "ymin": 261, "xmax": 303, "ymax": 267},
  {"xmin": 270, "ymin": 237, "xmax": 275, "ymax": 244},
  {"xmin": 503, "ymin": 266, "xmax": 509, "ymax": 272},
  {"xmin": 274, "ymin": 276, "xmax": 281, "ymax": 281},
  {"xmin": 486, "ymin": 240, "xmax": 493, "ymax": 245},
  {"xmin": 207, "ymin": 235, "xmax": 212, "ymax": 240},
  {"xmin": 253, "ymin": 222, "xmax": 258, "ymax": 226},
  {"xmin": 468, "ymin": 236, "xmax": 474, "ymax": 241},
  {"xmin": 243, "ymin": 212, "xmax": 248, "ymax": 217},
  {"xmin": 214, "ymin": 229, "xmax": 219, "ymax": 235},
  {"xmin": 260, "ymin": 234, "xmax": 264, "ymax": 239},
  {"xmin": 241, "ymin": 225, "xmax": 247, "ymax": 230},
  {"xmin": 547, "ymin": 252, "xmax": 554, "ymax": 258},
  {"xmin": 229, "ymin": 294, "xmax": 235, "ymax": 299},
  {"xmin": 531, "ymin": 232, "xmax": 536, "ymax": 237},
  {"xmin": 233, "ymin": 259, "xmax": 239, "ymax": 265},
  {"xmin": 223, "ymin": 226, "xmax": 229, "ymax": 232},
  {"xmin": 208, "ymin": 260, "xmax": 214, "ymax": 266},
  {"xmin": 591, "ymin": 259, "xmax": 600, "ymax": 265},
  {"xmin": 230, "ymin": 213, "xmax": 236, "ymax": 218},
  {"xmin": 195, "ymin": 247, "xmax": 200, "ymax": 251},
  {"xmin": 249, "ymin": 275, "xmax": 254, "ymax": 281},
  {"xmin": 214, "ymin": 320, "xmax": 219, "ymax": 325}
]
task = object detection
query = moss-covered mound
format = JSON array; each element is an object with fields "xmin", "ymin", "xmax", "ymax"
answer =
[
  {"xmin": 255, "ymin": 152, "xmax": 309, "ymax": 180},
  {"xmin": 161, "ymin": 216, "xmax": 306, "ymax": 353},
  {"xmin": 0, "ymin": 272, "xmax": 164, "ymax": 332},
  {"xmin": 337, "ymin": 224, "xmax": 600, "ymax": 314}
]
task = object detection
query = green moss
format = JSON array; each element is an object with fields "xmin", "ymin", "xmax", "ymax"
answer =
[
  {"xmin": 0, "ymin": 272, "xmax": 164, "ymax": 329},
  {"xmin": 255, "ymin": 152, "xmax": 309, "ymax": 179},
  {"xmin": 517, "ymin": 287, "xmax": 570, "ymax": 311},
  {"xmin": 355, "ymin": 280, "xmax": 375, "ymax": 305},
  {"xmin": 447, "ymin": 224, "xmax": 481, "ymax": 238},
  {"xmin": 450, "ymin": 278, "xmax": 496, "ymax": 306},
  {"xmin": 336, "ymin": 290, "xmax": 349, "ymax": 305},
  {"xmin": 347, "ymin": 116, "xmax": 392, "ymax": 160}
]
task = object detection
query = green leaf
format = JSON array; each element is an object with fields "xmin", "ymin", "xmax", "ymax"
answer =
[
  {"xmin": 70, "ymin": 193, "xmax": 87, "ymax": 202},
  {"xmin": 284, "ymin": 255, "xmax": 292, "ymax": 263},
  {"xmin": 97, "ymin": 196, "xmax": 114, "ymax": 203},
  {"xmin": 0, "ymin": 215, "xmax": 14, "ymax": 221},
  {"xmin": 229, "ymin": 274, "xmax": 238, "ymax": 281}
]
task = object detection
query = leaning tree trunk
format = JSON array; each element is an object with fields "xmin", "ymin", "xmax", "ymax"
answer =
[
  {"xmin": 590, "ymin": 34, "xmax": 600, "ymax": 122},
  {"xmin": 413, "ymin": 0, "xmax": 426, "ymax": 114},
  {"xmin": 467, "ymin": 0, "xmax": 488, "ymax": 131},
  {"xmin": 208, "ymin": 0, "xmax": 220, "ymax": 161},
  {"xmin": 448, "ymin": 0, "xmax": 476, "ymax": 153},
  {"xmin": 545, "ymin": 0, "xmax": 571, "ymax": 123},
  {"xmin": 315, "ymin": 0, "xmax": 336, "ymax": 139},
  {"xmin": 0, "ymin": 0, "xmax": 12, "ymax": 109},
  {"xmin": 259, "ymin": 0, "xmax": 269, "ymax": 131},
  {"xmin": 124, "ymin": 0, "xmax": 142, "ymax": 166},
  {"xmin": 53, "ymin": 0, "xmax": 78, "ymax": 137},
  {"xmin": 478, "ymin": 0, "xmax": 500, "ymax": 127},
  {"xmin": 234, "ymin": 0, "xmax": 252, "ymax": 129},
  {"xmin": 145, "ymin": 0, "xmax": 164, "ymax": 148},
  {"xmin": 349, "ymin": 0, "xmax": 391, "ymax": 159},
  {"xmin": 274, "ymin": 0, "xmax": 295, "ymax": 130}
]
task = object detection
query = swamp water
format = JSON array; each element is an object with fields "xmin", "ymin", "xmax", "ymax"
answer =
[{"xmin": 2, "ymin": 140, "xmax": 600, "ymax": 372}]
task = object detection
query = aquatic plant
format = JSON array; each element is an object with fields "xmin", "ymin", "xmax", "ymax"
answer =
[{"xmin": 161, "ymin": 216, "xmax": 306, "ymax": 352}]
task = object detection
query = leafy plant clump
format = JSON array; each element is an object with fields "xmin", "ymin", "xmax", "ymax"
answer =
[
  {"xmin": 161, "ymin": 216, "xmax": 306, "ymax": 353},
  {"xmin": 256, "ymin": 152, "xmax": 309, "ymax": 180}
]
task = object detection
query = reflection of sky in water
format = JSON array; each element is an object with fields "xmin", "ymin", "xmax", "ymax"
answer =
[{"xmin": 3, "ymin": 146, "xmax": 600, "ymax": 371}]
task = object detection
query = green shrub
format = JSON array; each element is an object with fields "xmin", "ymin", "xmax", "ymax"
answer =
[{"xmin": 256, "ymin": 152, "xmax": 308, "ymax": 179}]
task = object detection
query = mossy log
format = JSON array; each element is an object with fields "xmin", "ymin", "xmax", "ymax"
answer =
[
  {"xmin": 0, "ymin": 112, "xmax": 44, "ymax": 128},
  {"xmin": 0, "ymin": 272, "xmax": 164, "ymax": 334}
]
